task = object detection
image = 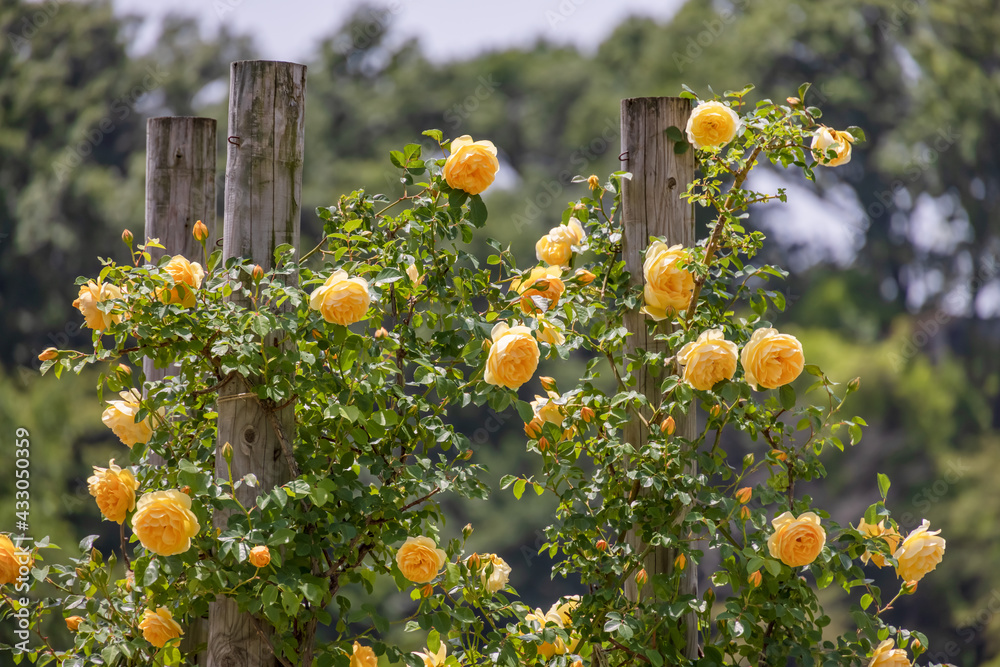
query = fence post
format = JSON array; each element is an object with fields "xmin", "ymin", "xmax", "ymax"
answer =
[
  {"xmin": 144, "ymin": 115, "xmax": 216, "ymax": 665},
  {"xmin": 619, "ymin": 96, "xmax": 699, "ymax": 658},
  {"xmin": 206, "ymin": 60, "xmax": 307, "ymax": 667}
]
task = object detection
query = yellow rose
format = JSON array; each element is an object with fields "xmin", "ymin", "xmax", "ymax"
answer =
[
  {"xmin": 811, "ymin": 126, "xmax": 854, "ymax": 167},
  {"xmin": 65, "ymin": 616, "xmax": 84, "ymax": 631},
  {"xmin": 160, "ymin": 255, "xmax": 205, "ymax": 308},
  {"xmin": 676, "ymin": 329, "xmax": 739, "ymax": 391},
  {"xmin": 73, "ymin": 280, "xmax": 124, "ymax": 331},
  {"xmin": 87, "ymin": 458, "xmax": 139, "ymax": 524},
  {"xmin": 858, "ymin": 519, "xmax": 901, "ymax": 568},
  {"xmin": 535, "ymin": 218, "xmax": 586, "ymax": 267},
  {"xmin": 535, "ymin": 318, "xmax": 565, "ymax": 346},
  {"xmin": 139, "ymin": 607, "xmax": 183, "ymax": 648},
  {"xmin": 414, "ymin": 642, "xmax": 446, "ymax": 667},
  {"xmin": 525, "ymin": 608, "xmax": 570, "ymax": 659},
  {"xmin": 549, "ymin": 595, "xmax": 580, "ymax": 626},
  {"xmin": 484, "ymin": 323, "xmax": 539, "ymax": 390},
  {"xmin": 893, "ymin": 519, "xmax": 945, "ymax": 582},
  {"xmin": 512, "ymin": 266, "xmax": 565, "ymax": 314},
  {"xmin": 477, "ymin": 553, "xmax": 511, "ymax": 593},
  {"xmin": 309, "ymin": 269, "xmax": 371, "ymax": 326},
  {"xmin": 351, "ymin": 642, "xmax": 378, "ymax": 667},
  {"xmin": 740, "ymin": 328, "xmax": 804, "ymax": 390},
  {"xmin": 685, "ymin": 101, "xmax": 742, "ymax": 150},
  {"xmin": 396, "ymin": 535, "xmax": 447, "ymax": 584},
  {"xmin": 248, "ymin": 545, "xmax": 271, "ymax": 568},
  {"xmin": 641, "ymin": 241, "xmax": 694, "ymax": 321},
  {"xmin": 574, "ymin": 268, "xmax": 596, "ymax": 285},
  {"xmin": 131, "ymin": 490, "xmax": 200, "ymax": 557},
  {"xmin": 868, "ymin": 639, "xmax": 911, "ymax": 667},
  {"xmin": 101, "ymin": 389, "xmax": 153, "ymax": 448},
  {"xmin": 0, "ymin": 534, "xmax": 33, "ymax": 586},
  {"xmin": 767, "ymin": 511, "xmax": 826, "ymax": 567},
  {"xmin": 531, "ymin": 391, "xmax": 565, "ymax": 426},
  {"xmin": 443, "ymin": 135, "xmax": 499, "ymax": 195}
]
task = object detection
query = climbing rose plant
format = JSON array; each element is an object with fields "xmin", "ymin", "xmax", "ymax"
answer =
[{"xmin": 1, "ymin": 84, "xmax": 945, "ymax": 667}]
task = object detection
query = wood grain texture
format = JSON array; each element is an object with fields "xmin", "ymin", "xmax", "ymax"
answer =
[
  {"xmin": 619, "ymin": 97, "xmax": 699, "ymax": 657},
  {"xmin": 207, "ymin": 61, "xmax": 306, "ymax": 667},
  {"xmin": 143, "ymin": 117, "xmax": 217, "ymax": 664}
]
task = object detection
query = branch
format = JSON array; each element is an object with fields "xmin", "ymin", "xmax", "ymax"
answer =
[{"xmin": 250, "ymin": 614, "xmax": 294, "ymax": 667}]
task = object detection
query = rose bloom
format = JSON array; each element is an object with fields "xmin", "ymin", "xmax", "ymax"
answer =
[
  {"xmin": 549, "ymin": 595, "xmax": 580, "ymax": 626},
  {"xmin": 248, "ymin": 545, "xmax": 271, "ymax": 568},
  {"xmin": 741, "ymin": 328, "xmax": 805, "ymax": 390},
  {"xmin": 484, "ymin": 322, "xmax": 539, "ymax": 390},
  {"xmin": 512, "ymin": 266, "xmax": 565, "ymax": 314},
  {"xmin": 443, "ymin": 135, "xmax": 499, "ymax": 195},
  {"xmin": 531, "ymin": 391, "xmax": 565, "ymax": 426},
  {"xmin": 535, "ymin": 318, "xmax": 565, "ymax": 346},
  {"xmin": 0, "ymin": 534, "xmax": 33, "ymax": 585},
  {"xmin": 811, "ymin": 126, "xmax": 854, "ymax": 167},
  {"xmin": 686, "ymin": 101, "xmax": 742, "ymax": 149},
  {"xmin": 525, "ymin": 608, "xmax": 571, "ymax": 659},
  {"xmin": 351, "ymin": 642, "xmax": 378, "ymax": 667},
  {"xmin": 160, "ymin": 255, "xmax": 205, "ymax": 308},
  {"xmin": 893, "ymin": 519, "xmax": 945, "ymax": 582},
  {"xmin": 858, "ymin": 518, "xmax": 902, "ymax": 568},
  {"xmin": 767, "ymin": 511, "xmax": 826, "ymax": 567},
  {"xmin": 310, "ymin": 269, "xmax": 371, "ymax": 326},
  {"xmin": 396, "ymin": 535, "xmax": 447, "ymax": 584},
  {"xmin": 641, "ymin": 242, "xmax": 694, "ymax": 320},
  {"xmin": 87, "ymin": 458, "xmax": 139, "ymax": 524},
  {"xmin": 536, "ymin": 218, "xmax": 586, "ymax": 267},
  {"xmin": 139, "ymin": 607, "xmax": 183, "ymax": 648},
  {"xmin": 65, "ymin": 616, "xmax": 84, "ymax": 631},
  {"xmin": 73, "ymin": 280, "xmax": 124, "ymax": 331},
  {"xmin": 102, "ymin": 389, "xmax": 153, "ymax": 448},
  {"xmin": 477, "ymin": 553, "xmax": 511, "ymax": 593},
  {"xmin": 868, "ymin": 639, "xmax": 911, "ymax": 667},
  {"xmin": 677, "ymin": 329, "xmax": 739, "ymax": 391},
  {"xmin": 131, "ymin": 490, "xmax": 201, "ymax": 557},
  {"xmin": 414, "ymin": 642, "xmax": 446, "ymax": 667}
]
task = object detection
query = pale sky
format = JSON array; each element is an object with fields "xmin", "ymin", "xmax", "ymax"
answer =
[{"xmin": 113, "ymin": 0, "xmax": 684, "ymax": 63}]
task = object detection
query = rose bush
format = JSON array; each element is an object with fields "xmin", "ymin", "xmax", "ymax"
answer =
[{"xmin": 3, "ymin": 86, "xmax": 938, "ymax": 667}]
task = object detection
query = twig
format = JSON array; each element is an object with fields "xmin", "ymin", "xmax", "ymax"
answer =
[{"xmin": 192, "ymin": 371, "xmax": 237, "ymax": 396}]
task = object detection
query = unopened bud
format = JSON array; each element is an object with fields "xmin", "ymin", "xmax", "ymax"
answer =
[
  {"xmin": 65, "ymin": 616, "xmax": 84, "ymax": 631},
  {"xmin": 735, "ymin": 487, "xmax": 752, "ymax": 504},
  {"xmin": 574, "ymin": 268, "xmax": 596, "ymax": 285},
  {"xmin": 467, "ymin": 553, "xmax": 481, "ymax": 570},
  {"xmin": 742, "ymin": 453, "xmax": 754, "ymax": 469},
  {"xmin": 786, "ymin": 97, "xmax": 801, "ymax": 107},
  {"xmin": 635, "ymin": 568, "xmax": 648, "ymax": 587},
  {"xmin": 848, "ymin": 377, "xmax": 861, "ymax": 392},
  {"xmin": 674, "ymin": 553, "xmax": 686, "ymax": 571},
  {"xmin": 662, "ymin": 416, "xmax": 676, "ymax": 436},
  {"xmin": 38, "ymin": 347, "xmax": 58, "ymax": 362},
  {"xmin": 311, "ymin": 329, "xmax": 322, "ymax": 339},
  {"xmin": 482, "ymin": 338, "xmax": 492, "ymax": 352},
  {"xmin": 596, "ymin": 539, "xmax": 608, "ymax": 552},
  {"xmin": 421, "ymin": 584, "xmax": 434, "ymax": 597},
  {"xmin": 460, "ymin": 449, "xmax": 473, "ymax": 460},
  {"xmin": 222, "ymin": 442, "xmax": 233, "ymax": 463},
  {"xmin": 524, "ymin": 418, "xmax": 543, "ymax": 439},
  {"xmin": 251, "ymin": 265, "xmax": 264, "ymax": 282},
  {"xmin": 462, "ymin": 523, "xmax": 474, "ymax": 539},
  {"xmin": 375, "ymin": 327, "xmax": 389, "ymax": 339},
  {"xmin": 580, "ymin": 406, "xmax": 595, "ymax": 423},
  {"xmin": 192, "ymin": 219, "xmax": 209, "ymax": 243},
  {"xmin": 539, "ymin": 376, "xmax": 557, "ymax": 392},
  {"xmin": 739, "ymin": 506, "xmax": 751, "ymax": 520},
  {"xmin": 710, "ymin": 405, "xmax": 722, "ymax": 418},
  {"xmin": 121, "ymin": 229, "xmax": 134, "ymax": 246},
  {"xmin": 902, "ymin": 580, "xmax": 918, "ymax": 594},
  {"xmin": 117, "ymin": 364, "xmax": 131, "ymax": 375},
  {"xmin": 180, "ymin": 486, "xmax": 191, "ymax": 496},
  {"xmin": 572, "ymin": 660, "xmax": 583, "ymax": 667},
  {"xmin": 774, "ymin": 450, "xmax": 787, "ymax": 462},
  {"xmin": 705, "ymin": 587, "xmax": 715, "ymax": 603},
  {"xmin": 538, "ymin": 437, "xmax": 550, "ymax": 452},
  {"xmin": 587, "ymin": 174, "xmax": 600, "ymax": 190},
  {"xmin": 748, "ymin": 570, "xmax": 762, "ymax": 588}
]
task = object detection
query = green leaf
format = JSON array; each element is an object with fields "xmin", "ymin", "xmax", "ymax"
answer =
[
  {"xmin": 143, "ymin": 558, "xmax": 159, "ymax": 587},
  {"xmin": 664, "ymin": 125, "xmax": 685, "ymax": 142},
  {"xmin": 779, "ymin": 384, "xmax": 796, "ymax": 410},
  {"xmin": 469, "ymin": 195, "xmax": 488, "ymax": 227},
  {"xmin": 860, "ymin": 593, "xmax": 873, "ymax": 610},
  {"xmin": 422, "ymin": 129, "xmax": 444, "ymax": 142},
  {"xmin": 673, "ymin": 140, "xmax": 690, "ymax": 155},
  {"xmin": 877, "ymin": 473, "xmax": 890, "ymax": 499},
  {"xmin": 515, "ymin": 400, "xmax": 534, "ymax": 422},
  {"xmin": 513, "ymin": 478, "xmax": 526, "ymax": 500}
]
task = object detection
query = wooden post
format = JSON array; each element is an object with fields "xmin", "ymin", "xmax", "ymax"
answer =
[
  {"xmin": 620, "ymin": 97, "xmax": 698, "ymax": 657},
  {"xmin": 207, "ymin": 60, "xmax": 307, "ymax": 667},
  {"xmin": 144, "ymin": 116, "xmax": 216, "ymax": 665}
]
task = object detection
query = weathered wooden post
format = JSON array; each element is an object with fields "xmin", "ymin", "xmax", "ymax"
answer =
[
  {"xmin": 144, "ymin": 116, "xmax": 217, "ymax": 665},
  {"xmin": 619, "ymin": 97, "xmax": 698, "ymax": 657},
  {"xmin": 207, "ymin": 60, "xmax": 306, "ymax": 667}
]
